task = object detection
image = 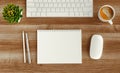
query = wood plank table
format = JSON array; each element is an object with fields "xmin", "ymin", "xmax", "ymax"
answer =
[{"xmin": 0, "ymin": 0, "xmax": 120, "ymax": 73}]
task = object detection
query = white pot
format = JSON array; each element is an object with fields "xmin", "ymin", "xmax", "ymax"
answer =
[{"xmin": 18, "ymin": 11, "xmax": 23, "ymax": 23}]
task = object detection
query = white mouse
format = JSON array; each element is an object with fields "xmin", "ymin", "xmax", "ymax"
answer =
[{"xmin": 90, "ymin": 35, "xmax": 103, "ymax": 59}]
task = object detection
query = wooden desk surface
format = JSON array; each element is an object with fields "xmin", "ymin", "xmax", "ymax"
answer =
[{"xmin": 0, "ymin": 0, "xmax": 120, "ymax": 73}]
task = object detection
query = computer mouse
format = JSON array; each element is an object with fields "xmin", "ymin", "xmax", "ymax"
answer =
[{"xmin": 90, "ymin": 35, "xmax": 103, "ymax": 59}]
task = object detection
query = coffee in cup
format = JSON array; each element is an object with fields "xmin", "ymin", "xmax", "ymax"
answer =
[{"xmin": 98, "ymin": 5, "xmax": 115, "ymax": 25}]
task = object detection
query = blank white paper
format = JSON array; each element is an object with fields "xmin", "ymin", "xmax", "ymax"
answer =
[{"xmin": 37, "ymin": 30, "xmax": 82, "ymax": 64}]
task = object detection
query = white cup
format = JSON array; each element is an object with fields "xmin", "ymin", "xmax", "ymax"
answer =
[{"xmin": 98, "ymin": 5, "xmax": 115, "ymax": 25}]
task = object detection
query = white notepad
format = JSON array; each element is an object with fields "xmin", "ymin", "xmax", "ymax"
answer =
[{"xmin": 37, "ymin": 30, "xmax": 82, "ymax": 64}]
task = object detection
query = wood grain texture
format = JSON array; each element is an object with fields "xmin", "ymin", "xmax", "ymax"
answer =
[{"xmin": 0, "ymin": 0, "xmax": 120, "ymax": 73}]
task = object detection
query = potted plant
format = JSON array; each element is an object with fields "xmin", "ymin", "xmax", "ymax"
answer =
[{"xmin": 2, "ymin": 4, "xmax": 23, "ymax": 23}]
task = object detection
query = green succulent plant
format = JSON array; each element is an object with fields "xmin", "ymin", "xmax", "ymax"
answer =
[{"xmin": 2, "ymin": 4, "xmax": 23, "ymax": 23}]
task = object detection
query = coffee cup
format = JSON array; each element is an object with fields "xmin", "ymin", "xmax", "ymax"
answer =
[{"xmin": 98, "ymin": 5, "xmax": 115, "ymax": 25}]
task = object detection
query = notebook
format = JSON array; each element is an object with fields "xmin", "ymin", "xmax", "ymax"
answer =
[{"xmin": 37, "ymin": 30, "xmax": 82, "ymax": 64}]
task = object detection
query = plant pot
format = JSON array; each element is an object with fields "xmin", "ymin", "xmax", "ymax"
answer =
[
  {"xmin": 18, "ymin": 11, "xmax": 23, "ymax": 23},
  {"xmin": 3, "ymin": 4, "xmax": 23, "ymax": 24}
]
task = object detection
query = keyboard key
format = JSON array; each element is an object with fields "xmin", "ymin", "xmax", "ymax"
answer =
[
  {"xmin": 27, "ymin": 12, "xmax": 31, "ymax": 17},
  {"xmin": 27, "ymin": 3, "xmax": 34, "ymax": 7},
  {"xmin": 27, "ymin": 8, "xmax": 37, "ymax": 12},
  {"xmin": 46, "ymin": 12, "xmax": 69, "ymax": 17},
  {"xmin": 41, "ymin": 13, "xmax": 46, "ymax": 16},
  {"xmin": 27, "ymin": 0, "xmax": 34, "ymax": 2}
]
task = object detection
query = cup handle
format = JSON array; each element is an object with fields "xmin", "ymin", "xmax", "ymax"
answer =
[{"xmin": 108, "ymin": 20, "xmax": 113, "ymax": 25}]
